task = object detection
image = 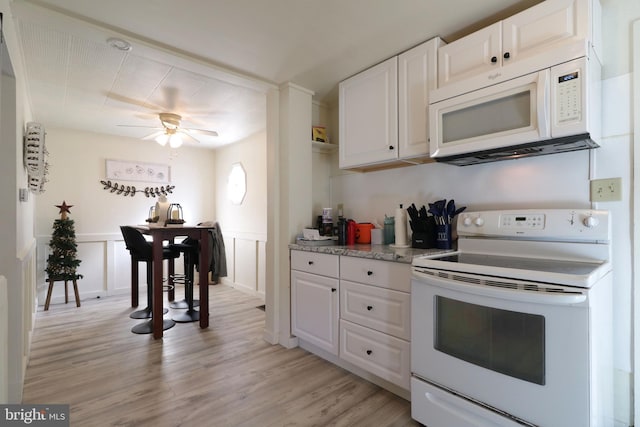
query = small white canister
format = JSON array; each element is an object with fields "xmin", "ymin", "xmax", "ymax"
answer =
[
  {"xmin": 154, "ymin": 195, "xmax": 170, "ymax": 225},
  {"xmin": 370, "ymin": 228, "xmax": 383, "ymax": 245}
]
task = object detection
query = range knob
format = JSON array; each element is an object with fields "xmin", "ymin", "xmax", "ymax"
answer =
[
  {"xmin": 462, "ymin": 216, "xmax": 473, "ymax": 226},
  {"xmin": 474, "ymin": 217, "xmax": 485, "ymax": 227},
  {"xmin": 583, "ymin": 216, "xmax": 599, "ymax": 228}
]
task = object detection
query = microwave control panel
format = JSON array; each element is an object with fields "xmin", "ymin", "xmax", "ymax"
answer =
[{"xmin": 556, "ymin": 71, "xmax": 582, "ymax": 124}]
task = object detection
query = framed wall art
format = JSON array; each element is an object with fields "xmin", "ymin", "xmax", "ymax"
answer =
[{"xmin": 105, "ymin": 159, "xmax": 170, "ymax": 184}]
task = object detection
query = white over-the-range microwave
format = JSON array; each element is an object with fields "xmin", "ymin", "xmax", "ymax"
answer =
[{"xmin": 429, "ymin": 54, "xmax": 601, "ymax": 166}]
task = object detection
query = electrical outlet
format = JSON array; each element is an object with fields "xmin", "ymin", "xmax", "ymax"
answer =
[
  {"xmin": 590, "ymin": 178, "xmax": 622, "ymax": 202},
  {"xmin": 337, "ymin": 203, "xmax": 344, "ymax": 217}
]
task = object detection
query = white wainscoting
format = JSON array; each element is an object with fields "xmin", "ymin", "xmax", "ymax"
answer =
[
  {"xmin": 36, "ymin": 231, "xmax": 266, "ymax": 307},
  {"xmin": 220, "ymin": 231, "xmax": 266, "ymax": 300},
  {"xmin": 36, "ymin": 233, "xmax": 174, "ymax": 306}
]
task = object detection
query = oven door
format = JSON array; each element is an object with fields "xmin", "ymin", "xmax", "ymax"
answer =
[{"xmin": 411, "ymin": 268, "xmax": 590, "ymax": 427}]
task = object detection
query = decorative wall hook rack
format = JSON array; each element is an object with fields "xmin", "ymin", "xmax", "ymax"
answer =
[{"xmin": 99, "ymin": 180, "xmax": 175, "ymax": 197}]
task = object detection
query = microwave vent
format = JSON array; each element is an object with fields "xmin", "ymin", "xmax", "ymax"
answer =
[{"xmin": 436, "ymin": 133, "xmax": 598, "ymax": 166}]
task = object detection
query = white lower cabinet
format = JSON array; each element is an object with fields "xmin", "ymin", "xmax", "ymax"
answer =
[
  {"xmin": 291, "ymin": 251, "xmax": 339, "ymax": 355},
  {"xmin": 290, "ymin": 250, "xmax": 412, "ymax": 392}
]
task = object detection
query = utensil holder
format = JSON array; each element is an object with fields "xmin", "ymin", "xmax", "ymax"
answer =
[{"xmin": 436, "ymin": 224, "xmax": 452, "ymax": 249}]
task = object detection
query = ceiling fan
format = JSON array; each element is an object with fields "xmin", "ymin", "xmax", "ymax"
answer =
[{"xmin": 120, "ymin": 112, "xmax": 218, "ymax": 148}]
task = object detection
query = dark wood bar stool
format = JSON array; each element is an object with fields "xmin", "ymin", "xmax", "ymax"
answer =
[{"xmin": 120, "ymin": 226, "xmax": 179, "ymax": 334}]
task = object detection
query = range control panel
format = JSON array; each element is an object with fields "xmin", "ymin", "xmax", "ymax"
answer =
[
  {"xmin": 458, "ymin": 209, "xmax": 610, "ymax": 242},
  {"xmin": 500, "ymin": 213, "xmax": 545, "ymax": 230}
]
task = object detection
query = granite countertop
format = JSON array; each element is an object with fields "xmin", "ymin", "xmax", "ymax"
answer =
[{"xmin": 288, "ymin": 242, "xmax": 453, "ymax": 264}]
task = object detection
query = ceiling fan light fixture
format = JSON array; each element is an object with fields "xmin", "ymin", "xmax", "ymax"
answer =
[
  {"xmin": 155, "ymin": 133, "xmax": 170, "ymax": 146},
  {"xmin": 169, "ymin": 133, "xmax": 183, "ymax": 148}
]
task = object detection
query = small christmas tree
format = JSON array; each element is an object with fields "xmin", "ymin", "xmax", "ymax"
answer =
[{"xmin": 45, "ymin": 201, "xmax": 83, "ymax": 281}]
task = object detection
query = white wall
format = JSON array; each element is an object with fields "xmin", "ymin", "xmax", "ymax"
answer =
[
  {"xmin": 34, "ymin": 128, "xmax": 216, "ymax": 304},
  {"xmin": 215, "ymin": 130, "xmax": 267, "ymax": 297},
  {"xmin": 0, "ymin": 0, "xmax": 37, "ymax": 403}
]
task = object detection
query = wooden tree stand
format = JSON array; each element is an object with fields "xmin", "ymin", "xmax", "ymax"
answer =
[{"xmin": 44, "ymin": 277, "xmax": 81, "ymax": 311}]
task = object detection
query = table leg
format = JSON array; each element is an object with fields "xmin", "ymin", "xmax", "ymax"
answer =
[
  {"xmin": 152, "ymin": 236, "xmax": 164, "ymax": 339},
  {"xmin": 199, "ymin": 229, "xmax": 210, "ymax": 328}
]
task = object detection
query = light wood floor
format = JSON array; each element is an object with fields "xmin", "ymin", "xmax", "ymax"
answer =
[{"xmin": 22, "ymin": 284, "xmax": 419, "ymax": 427}]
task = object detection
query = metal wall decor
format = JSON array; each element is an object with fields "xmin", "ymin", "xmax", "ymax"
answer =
[
  {"xmin": 24, "ymin": 121, "xmax": 49, "ymax": 194},
  {"xmin": 99, "ymin": 180, "xmax": 175, "ymax": 197}
]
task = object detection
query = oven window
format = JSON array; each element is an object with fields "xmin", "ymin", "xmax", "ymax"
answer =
[
  {"xmin": 434, "ymin": 296, "xmax": 545, "ymax": 385},
  {"xmin": 442, "ymin": 90, "xmax": 531, "ymax": 144}
]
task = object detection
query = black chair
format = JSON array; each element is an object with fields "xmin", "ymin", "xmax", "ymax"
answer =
[
  {"xmin": 169, "ymin": 238, "xmax": 200, "ymax": 323},
  {"xmin": 120, "ymin": 226, "xmax": 180, "ymax": 334}
]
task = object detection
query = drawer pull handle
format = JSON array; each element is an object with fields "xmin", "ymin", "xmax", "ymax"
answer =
[
  {"xmin": 367, "ymin": 271, "xmax": 373, "ymax": 276},
  {"xmin": 367, "ymin": 305, "xmax": 373, "ymax": 311},
  {"xmin": 331, "ymin": 288, "xmax": 337, "ymax": 293},
  {"xmin": 308, "ymin": 261, "xmax": 314, "ymax": 265},
  {"xmin": 366, "ymin": 350, "xmax": 372, "ymax": 355}
]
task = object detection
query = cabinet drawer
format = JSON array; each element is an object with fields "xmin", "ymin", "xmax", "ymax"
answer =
[
  {"xmin": 340, "ymin": 320, "xmax": 410, "ymax": 390},
  {"xmin": 291, "ymin": 250, "xmax": 339, "ymax": 278},
  {"xmin": 340, "ymin": 256, "xmax": 411, "ymax": 292},
  {"xmin": 341, "ymin": 280, "xmax": 410, "ymax": 340}
]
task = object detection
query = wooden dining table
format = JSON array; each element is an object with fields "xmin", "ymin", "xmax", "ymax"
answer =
[{"xmin": 135, "ymin": 224, "xmax": 214, "ymax": 338}]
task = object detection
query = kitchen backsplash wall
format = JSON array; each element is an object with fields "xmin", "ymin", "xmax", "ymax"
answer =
[{"xmin": 330, "ymin": 149, "xmax": 592, "ymax": 225}]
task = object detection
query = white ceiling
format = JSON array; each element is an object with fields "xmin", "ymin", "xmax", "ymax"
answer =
[{"xmin": 9, "ymin": 0, "xmax": 541, "ymax": 149}]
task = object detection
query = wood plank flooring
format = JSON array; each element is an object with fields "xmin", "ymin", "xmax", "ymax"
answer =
[{"xmin": 22, "ymin": 284, "xmax": 419, "ymax": 427}]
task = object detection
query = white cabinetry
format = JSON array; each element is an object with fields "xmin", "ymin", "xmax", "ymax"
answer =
[
  {"xmin": 291, "ymin": 251, "xmax": 339, "ymax": 355},
  {"xmin": 438, "ymin": 0, "xmax": 596, "ymax": 90},
  {"xmin": 339, "ymin": 57, "xmax": 398, "ymax": 169},
  {"xmin": 290, "ymin": 249, "xmax": 414, "ymax": 393},
  {"xmin": 339, "ymin": 38, "xmax": 442, "ymax": 171},
  {"xmin": 339, "ymin": 256, "xmax": 411, "ymax": 389}
]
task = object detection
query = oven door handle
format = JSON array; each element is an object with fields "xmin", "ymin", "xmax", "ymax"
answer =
[{"xmin": 413, "ymin": 270, "xmax": 587, "ymax": 306}]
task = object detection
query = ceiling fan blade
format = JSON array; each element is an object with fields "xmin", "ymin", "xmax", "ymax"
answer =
[
  {"xmin": 105, "ymin": 92, "xmax": 165, "ymax": 111},
  {"xmin": 142, "ymin": 130, "xmax": 165, "ymax": 140},
  {"xmin": 178, "ymin": 130, "xmax": 201, "ymax": 144},
  {"xmin": 117, "ymin": 124, "xmax": 163, "ymax": 129},
  {"xmin": 185, "ymin": 128, "xmax": 218, "ymax": 137}
]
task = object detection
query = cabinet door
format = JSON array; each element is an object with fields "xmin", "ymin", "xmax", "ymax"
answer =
[
  {"xmin": 339, "ymin": 57, "xmax": 398, "ymax": 169},
  {"xmin": 291, "ymin": 270, "xmax": 339, "ymax": 355},
  {"xmin": 438, "ymin": 22, "xmax": 502, "ymax": 87},
  {"xmin": 398, "ymin": 38, "xmax": 441, "ymax": 160},
  {"xmin": 503, "ymin": 0, "xmax": 589, "ymax": 65}
]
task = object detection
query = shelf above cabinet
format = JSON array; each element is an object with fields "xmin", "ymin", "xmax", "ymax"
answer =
[{"xmin": 312, "ymin": 141, "xmax": 337, "ymax": 153}]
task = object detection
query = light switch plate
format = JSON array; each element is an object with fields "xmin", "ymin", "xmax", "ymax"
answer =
[
  {"xmin": 590, "ymin": 178, "xmax": 622, "ymax": 202},
  {"xmin": 19, "ymin": 188, "xmax": 28, "ymax": 202}
]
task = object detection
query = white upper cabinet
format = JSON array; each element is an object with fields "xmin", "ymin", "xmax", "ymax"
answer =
[
  {"xmin": 438, "ymin": 0, "xmax": 594, "ymax": 90},
  {"xmin": 339, "ymin": 38, "xmax": 442, "ymax": 170},
  {"xmin": 398, "ymin": 38, "xmax": 443, "ymax": 160},
  {"xmin": 438, "ymin": 23, "xmax": 502, "ymax": 88},
  {"xmin": 339, "ymin": 57, "xmax": 398, "ymax": 169}
]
